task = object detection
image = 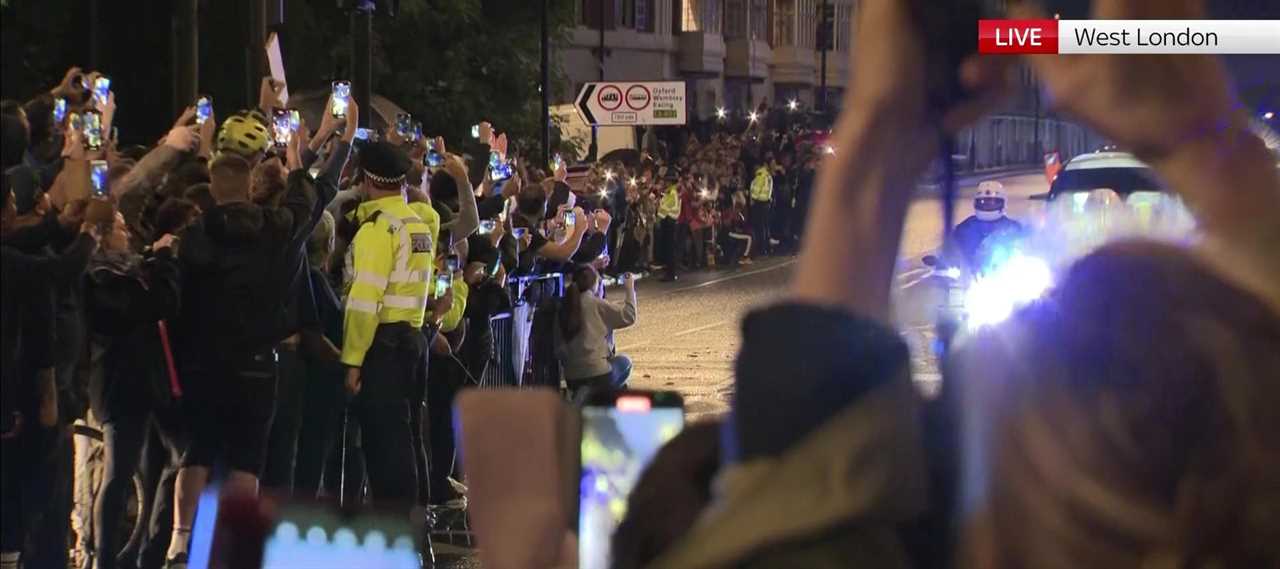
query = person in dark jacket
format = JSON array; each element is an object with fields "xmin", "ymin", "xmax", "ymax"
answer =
[
  {"xmin": 1, "ymin": 189, "xmax": 98, "ymax": 569},
  {"xmin": 163, "ymin": 123, "xmax": 333, "ymax": 567},
  {"xmin": 84, "ymin": 211, "xmax": 183, "ymax": 569}
]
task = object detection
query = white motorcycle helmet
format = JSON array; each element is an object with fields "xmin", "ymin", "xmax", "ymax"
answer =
[{"xmin": 974, "ymin": 180, "xmax": 1007, "ymax": 221}]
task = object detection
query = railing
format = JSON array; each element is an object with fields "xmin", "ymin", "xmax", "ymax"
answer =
[{"xmin": 476, "ymin": 272, "xmax": 566, "ymax": 390}]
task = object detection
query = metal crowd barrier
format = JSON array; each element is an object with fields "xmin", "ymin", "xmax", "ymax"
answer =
[{"xmin": 478, "ymin": 272, "xmax": 565, "ymax": 389}]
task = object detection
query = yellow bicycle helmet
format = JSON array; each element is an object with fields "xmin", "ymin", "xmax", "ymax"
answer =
[{"xmin": 215, "ymin": 111, "xmax": 272, "ymax": 158}]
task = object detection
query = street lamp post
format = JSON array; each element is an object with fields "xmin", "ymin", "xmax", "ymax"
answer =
[
  {"xmin": 541, "ymin": 0, "xmax": 551, "ymax": 168},
  {"xmin": 352, "ymin": 2, "xmax": 373, "ymax": 129}
]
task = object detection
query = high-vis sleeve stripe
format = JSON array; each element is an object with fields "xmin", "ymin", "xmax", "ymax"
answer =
[
  {"xmin": 389, "ymin": 269, "xmax": 428, "ymax": 283},
  {"xmin": 346, "ymin": 298, "xmax": 380, "ymax": 313},
  {"xmin": 382, "ymin": 294, "xmax": 427, "ymax": 310},
  {"xmin": 352, "ymin": 271, "xmax": 389, "ymax": 289}
]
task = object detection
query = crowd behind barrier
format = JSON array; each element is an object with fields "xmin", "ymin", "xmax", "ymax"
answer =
[{"xmin": 0, "ymin": 62, "xmax": 826, "ymax": 569}]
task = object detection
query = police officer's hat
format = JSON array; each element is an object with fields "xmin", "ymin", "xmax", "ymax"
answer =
[{"xmin": 361, "ymin": 141, "xmax": 412, "ymax": 186}]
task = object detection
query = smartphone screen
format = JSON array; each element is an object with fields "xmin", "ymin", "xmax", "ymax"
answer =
[
  {"xmin": 272, "ymin": 109, "xmax": 292, "ymax": 147},
  {"xmin": 425, "ymin": 139, "xmax": 444, "ymax": 168},
  {"xmin": 288, "ymin": 109, "xmax": 302, "ymax": 132},
  {"xmin": 196, "ymin": 96, "xmax": 212, "ymax": 125},
  {"xmin": 331, "ymin": 81, "xmax": 351, "ymax": 118},
  {"xmin": 578, "ymin": 390, "xmax": 684, "ymax": 569},
  {"xmin": 395, "ymin": 113, "xmax": 413, "ymax": 139},
  {"xmin": 93, "ymin": 76, "xmax": 111, "ymax": 105},
  {"xmin": 261, "ymin": 501, "xmax": 419, "ymax": 569},
  {"xmin": 353, "ymin": 128, "xmax": 374, "ymax": 142},
  {"xmin": 563, "ymin": 211, "xmax": 577, "ymax": 229},
  {"xmin": 551, "ymin": 153, "xmax": 564, "ymax": 172},
  {"xmin": 82, "ymin": 110, "xmax": 103, "ymax": 151},
  {"xmin": 445, "ymin": 254, "xmax": 460, "ymax": 274},
  {"xmin": 478, "ymin": 219, "xmax": 497, "ymax": 235},
  {"xmin": 53, "ymin": 98, "xmax": 67, "ymax": 124},
  {"xmin": 470, "ymin": 124, "xmax": 480, "ymax": 139},
  {"xmin": 90, "ymin": 160, "xmax": 109, "ymax": 197},
  {"xmin": 489, "ymin": 162, "xmax": 512, "ymax": 182},
  {"xmin": 434, "ymin": 272, "xmax": 452, "ymax": 299}
]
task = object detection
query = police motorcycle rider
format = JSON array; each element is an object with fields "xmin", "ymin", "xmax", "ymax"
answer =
[{"xmin": 946, "ymin": 180, "xmax": 1024, "ymax": 273}]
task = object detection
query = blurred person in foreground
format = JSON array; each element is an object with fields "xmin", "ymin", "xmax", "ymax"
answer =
[{"xmin": 614, "ymin": 0, "xmax": 1280, "ymax": 568}]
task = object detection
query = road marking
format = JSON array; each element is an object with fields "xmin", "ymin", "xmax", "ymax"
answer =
[
  {"xmin": 618, "ymin": 319, "xmax": 729, "ymax": 351},
  {"xmin": 663, "ymin": 259, "xmax": 797, "ymax": 295}
]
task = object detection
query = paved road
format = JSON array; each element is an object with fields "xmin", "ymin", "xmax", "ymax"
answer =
[{"xmin": 623, "ymin": 170, "xmax": 1049, "ymax": 420}]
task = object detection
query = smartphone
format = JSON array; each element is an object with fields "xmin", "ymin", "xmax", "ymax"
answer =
[
  {"xmin": 489, "ymin": 161, "xmax": 512, "ymax": 182},
  {"xmin": 195, "ymin": 95, "xmax": 212, "ymax": 125},
  {"xmin": 93, "ymin": 76, "xmax": 111, "ymax": 105},
  {"xmin": 331, "ymin": 80, "xmax": 351, "ymax": 118},
  {"xmin": 478, "ymin": 219, "xmax": 497, "ymax": 235},
  {"xmin": 82, "ymin": 110, "xmax": 103, "ymax": 151},
  {"xmin": 470, "ymin": 124, "xmax": 480, "ymax": 139},
  {"xmin": 445, "ymin": 254, "xmax": 460, "ymax": 274},
  {"xmin": 412, "ymin": 122, "xmax": 423, "ymax": 143},
  {"xmin": 261, "ymin": 501, "xmax": 420, "ymax": 569},
  {"xmin": 578, "ymin": 390, "xmax": 684, "ymax": 569},
  {"xmin": 68, "ymin": 112, "xmax": 82, "ymax": 134},
  {"xmin": 53, "ymin": 97, "xmax": 67, "ymax": 124},
  {"xmin": 288, "ymin": 108, "xmax": 302, "ymax": 132},
  {"xmin": 395, "ymin": 113, "xmax": 413, "ymax": 140},
  {"xmin": 551, "ymin": 153, "xmax": 564, "ymax": 172},
  {"xmin": 512, "ymin": 227, "xmax": 528, "ymax": 240},
  {"xmin": 90, "ymin": 160, "xmax": 109, "ymax": 197},
  {"xmin": 425, "ymin": 139, "xmax": 444, "ymax": 168},
  {"xmin": 433, "ymin": 272, "xmax": 452, "ymax": 299},
  {"xmin": 353, "ymin": 127, "xmax": 375, "ymax": 142},
  {"xmin": 272, "ymin": 109, "xmax": 292, "ymax": 147},
  {"xmin": 563, "ymin": 210, "xmax": 576, "ymax": 229}
]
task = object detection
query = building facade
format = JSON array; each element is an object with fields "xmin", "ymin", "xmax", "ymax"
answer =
[
  {"xmin": 558, "ymin": 0, "xmax": 857, "ymax": 118},
  {"xmin": 557, "ymin": 0, "xmax": 1104, "ymax": 168}
]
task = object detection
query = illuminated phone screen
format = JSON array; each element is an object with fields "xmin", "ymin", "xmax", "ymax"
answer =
[{"xmin": 578, "ymin": 392, "xmax": 683, "ymax": 569}]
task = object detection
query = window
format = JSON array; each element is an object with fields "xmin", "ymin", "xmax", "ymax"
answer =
[
  {"xmin": 799, "ymin": 0, "xmax": 815, "ymax": 49},
  {"xmin": 835, "ymin": 2, "xmax": 853, "ymax": 52},
  {"xmin": 725, "ymin": 0, "xmax": 747, "ymax": 38},
  {"xmin": 750, "ymin": 0, "xmax": 767, "ymax": 40},
  {"xmin": 580, "ymin": 0, "xmax": 616, "ymax": 29},
  {"xmin": 681, "ymin": 0, "xmax": 722, "ymax": 34},
  {"xmin": 635, "ymin": 0, "xmax": 653, "ymax": 32},
  {"xmin": 772, "ymin": 0, "xmax": 795, "ymax": 47}
]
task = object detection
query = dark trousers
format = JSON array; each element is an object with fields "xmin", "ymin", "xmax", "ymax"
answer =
[
  {"xmin": 263, "ymin": 347, "xmax": 307, "ymax": 493},
  {"xmin": 26, "ymin": 428, "xmax": 73, "ymax": 569},
  {"xmin": 425, "ymin": 355, "xmax": 462, "ymax": 504},
  {"xmin": 95, "ymin": 415, "xmax": 147, "ymax": 569},
  {"xmin": 353, "ymin": 324, "xmax": 427, "ymax": 509},
  {"xmin": 294, "ymin": 357, "xmax": 344, "ymax": 499},
  {"xmin": 137, "ymin": 422, "xmax": 181, "ymax": 569},
  {"xmin": 0, "ymin": 424, "xmax": 65, "ymax": 562},
  {"xmin": 751, "ymin": 201, "xmax": 772, "ymax": 255},
  {"xmin": 657, "ymin": 218, "xmax": 677, "ymax": 270}
]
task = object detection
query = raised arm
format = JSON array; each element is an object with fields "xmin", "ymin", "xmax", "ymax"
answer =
[{"xmin": 1011, "ymin": 0, "xmax": 1280, "ymax": 309}]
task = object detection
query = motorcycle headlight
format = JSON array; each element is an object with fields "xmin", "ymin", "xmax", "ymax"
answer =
[{"xmin": 965, "ymin": 253, "xmax": 1053, "ymax": 329}]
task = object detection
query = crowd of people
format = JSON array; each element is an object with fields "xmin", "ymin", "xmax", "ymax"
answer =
[
  {"xmin": 0, "ymin": 61, "xmax": 648, "ymax": 569},
  {"xmin": 5, "ymin": 0, "xmax": 1280, "ymax": 568},
  {"xmin": 582, "ymin": 125, "xmax": 822, "ymax": 283}
]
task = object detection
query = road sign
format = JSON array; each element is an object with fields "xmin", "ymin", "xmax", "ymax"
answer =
[{"xmin": 575, "ymin": 81, "xmax": 686, "ymax": 126}]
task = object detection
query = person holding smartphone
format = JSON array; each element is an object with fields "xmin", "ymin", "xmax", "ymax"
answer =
[{"xmin": 556, "ymin": 266, "xmax": 638, "ymax": 398}]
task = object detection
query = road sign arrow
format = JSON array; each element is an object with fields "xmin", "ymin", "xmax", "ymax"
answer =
[{"xmin": 576, "ymin": 84, "xmax": 598, "ymax": 126}]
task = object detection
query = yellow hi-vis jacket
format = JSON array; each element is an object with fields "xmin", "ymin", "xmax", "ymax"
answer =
[
  {"xmin": 658, "ymin": 184, "xmax": 681, "ymax": 220},
  {"xmin": 341, "ymin": 195, "xmax": 440, "ymax": 367},
  {"xmin": 750, "ymin": 166, "xmax": 773, "ymax": 203}
]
